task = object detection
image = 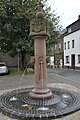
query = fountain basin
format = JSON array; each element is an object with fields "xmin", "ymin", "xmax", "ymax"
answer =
[{"xmin": 0, "ymin": 87, "xmax": 80, "ymax": 119}]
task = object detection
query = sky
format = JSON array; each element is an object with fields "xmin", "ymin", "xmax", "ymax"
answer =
[{"xmin": 48, "ymin": 0, "xmax": 80, "ymax": 28}]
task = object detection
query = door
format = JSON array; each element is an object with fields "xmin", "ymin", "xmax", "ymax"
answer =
[{"xmin": 71, "ymin": 54, "xmax": 75, "ymax": 69}]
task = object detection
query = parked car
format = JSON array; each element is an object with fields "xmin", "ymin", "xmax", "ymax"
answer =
[{"xmin": 0, "ymin": 62, "xmax": 9, "ymax": 75}]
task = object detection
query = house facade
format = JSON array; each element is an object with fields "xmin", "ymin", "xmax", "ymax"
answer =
[
  {"xmin": 63, "ymin": 16, "xmax": 80, "ymax": 69},
  {"xmin": 54, "ymin": 34, "xmax": 63, "ymax": 68},
  {"xmin": 49, "ymin": 34, "xmax": 63, "ymax": 68}
]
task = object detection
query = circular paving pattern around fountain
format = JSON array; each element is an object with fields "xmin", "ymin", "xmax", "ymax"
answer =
[{"xmin": 0, "ymin": 87, "xmax": 80, "ymax": 120}]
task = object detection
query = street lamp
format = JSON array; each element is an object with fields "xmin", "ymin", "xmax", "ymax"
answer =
[{"xmin": 16, "ymin": 48, "xmax": 20, "ymax": 74}]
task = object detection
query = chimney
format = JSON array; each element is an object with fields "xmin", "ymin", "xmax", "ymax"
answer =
[{"xmin": 78, "ymin": 15, "xmax": 80, "ymax": 20}]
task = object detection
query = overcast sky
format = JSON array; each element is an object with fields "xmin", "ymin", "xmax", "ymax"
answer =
[{"xmin": 48, "ymin": 0, "xmax": 80, "ymax": 28}]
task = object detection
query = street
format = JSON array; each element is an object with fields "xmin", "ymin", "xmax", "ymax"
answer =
[
  {"xmin": 0, "ymin": 68, "xmax": 80, "ymax": 90},
  {"xmin": 47, "ymin": 68, "xmax": 80, "ymax": 89},
  {"xmin": 48, "ymin": 68, "xmax": 80, "ymax": 82}
]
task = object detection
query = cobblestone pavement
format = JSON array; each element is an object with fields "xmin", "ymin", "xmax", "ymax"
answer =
[{"xmin": 0, "ymin": 72, "xmax": 80, "ymax": 120}]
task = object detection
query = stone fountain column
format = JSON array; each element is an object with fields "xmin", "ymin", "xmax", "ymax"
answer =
[{"xmin": 29, "ymin": 4, "xmax": 52, "ymax": 98}]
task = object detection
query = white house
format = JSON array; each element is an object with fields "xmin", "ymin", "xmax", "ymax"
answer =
[{"xmin": 63, "ymin": 16, "xmax": 80, "ymax": 69}]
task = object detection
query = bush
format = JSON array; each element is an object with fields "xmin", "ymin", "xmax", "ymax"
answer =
[{"xmin": 9, "ymin": 67, "xmax": 34, "ymax": 75}]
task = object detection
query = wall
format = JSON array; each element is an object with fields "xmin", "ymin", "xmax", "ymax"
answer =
[{"xmin": 0, "ymin": 52, "xmax": 18, "ymax": 67}]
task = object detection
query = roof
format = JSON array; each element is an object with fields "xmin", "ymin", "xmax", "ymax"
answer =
[{"xmin": 63, "ymin": 16, "xmax": 80, "ymax": 36}]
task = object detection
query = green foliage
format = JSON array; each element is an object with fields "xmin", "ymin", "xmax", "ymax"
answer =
[
  {"xmin": 9, "ymin": 67, "xmax": 34, "ymax": 75},
  {"xmin": 0, "ymin": 0, "xmax": 61, "ymax": 67}
]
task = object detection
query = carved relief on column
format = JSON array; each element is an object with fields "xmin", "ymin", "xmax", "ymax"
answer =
[{"xmin": 30, "ymin": 4, "xmax": 50, "ymax": 36}]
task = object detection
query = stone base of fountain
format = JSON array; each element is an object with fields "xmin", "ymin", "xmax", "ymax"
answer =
[
  {"xmin": 0, "ymin": 87, "xmax": 80, "ymax": 120},
  {"xmin": 29, "ymin": 88, "xmax": 53, "ymax": 99}
]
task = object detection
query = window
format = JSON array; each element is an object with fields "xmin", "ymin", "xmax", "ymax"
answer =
[
  {"xmin": 68, "ymin": 27, "xmax": 71, "ymax": 33},
  {"xmin": 68, "ymin": 41, "xmax": 70, "ymax": 49},
  {"xmin": 64, "ymin": 42, "xmax": 66, "ymax": 50},
  {"xmin": 66, "ymin": 56, "xmax": 69, "ymax": 63},
  {"xmin": 54, "ymin": 45, "xmax": 57, "ymax": 50},
  {"xmin": 78, "ymin": 55, "xmax": 80, "ymax": 63},
  {"xmin": 58, "ymin": 43, "xmax": 61, "ymax": 49},
  {"xmin": 72, "ymin": 40, "xmax": 74, "ymax": 48}
]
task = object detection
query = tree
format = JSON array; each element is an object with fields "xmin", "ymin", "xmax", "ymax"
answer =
[
  {"xmin": 0, "ymin": 0, "xmax": 61, "ymax": 68},
  {"xmin": 44, "ymin": 5, "xmax": 62, "ymax": 55}
]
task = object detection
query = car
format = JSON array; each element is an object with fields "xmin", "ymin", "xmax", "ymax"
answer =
[{"xmin": 0, "ymin": 62, "xmax": 9, "ymax": 75}]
